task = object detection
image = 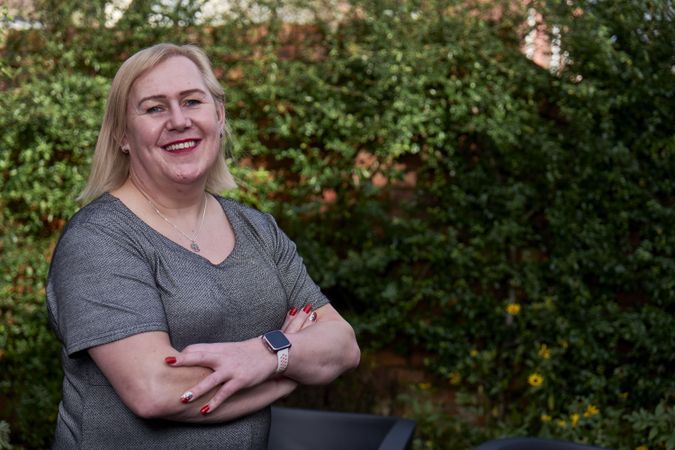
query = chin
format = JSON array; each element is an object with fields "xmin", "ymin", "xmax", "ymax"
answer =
[{"xmin": 170, "ymin": 168, "xmax": 209, "ymax": 184}]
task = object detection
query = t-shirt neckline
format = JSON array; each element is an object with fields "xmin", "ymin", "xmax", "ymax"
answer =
[{"xmin": 101, "ymin": 192, "xmax": 240, "ymax": 267}]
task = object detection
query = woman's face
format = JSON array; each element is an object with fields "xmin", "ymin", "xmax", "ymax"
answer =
[{"xmin": 124, "ymin": 55, "xmax": 224, "ymax": 193}]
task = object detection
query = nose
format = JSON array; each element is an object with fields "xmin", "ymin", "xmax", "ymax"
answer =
[{"xmin": 167, "ymin": 104, "xmax": 191, "ymax": 130}]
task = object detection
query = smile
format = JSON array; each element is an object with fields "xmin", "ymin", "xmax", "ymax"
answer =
[{"xmin": 164, "ymin": 140, "xmax": 199, "ymax": 152}]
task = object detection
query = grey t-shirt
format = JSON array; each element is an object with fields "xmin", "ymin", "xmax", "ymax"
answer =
[{"xmin": 46, "ymin": 193, "xmax": 328, "ymax": 449}]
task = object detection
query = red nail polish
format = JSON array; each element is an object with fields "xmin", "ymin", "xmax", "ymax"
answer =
[
  {"xmin": 165, "ymin": 356, "xmax": 177, "ymax": 364},
  {"xmin": 303, "ymin": 304, "xmax": 312, "ymax": 314},
  {"xmin": 289, "ymin": 307, "xmax": 298, "ymax": 316},
  {"xmin": 200, "ymin": 405, "xmax": 210, "ymax": 415}
]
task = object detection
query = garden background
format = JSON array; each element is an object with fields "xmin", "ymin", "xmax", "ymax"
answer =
[{"xmin": 0, "ymin": 0, "xmax": 673, "ymax": 449}]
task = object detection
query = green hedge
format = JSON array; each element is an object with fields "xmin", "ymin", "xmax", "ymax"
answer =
[{"xmin": 1, "ymin": 1, "xmax": 673, "ymax": 448}]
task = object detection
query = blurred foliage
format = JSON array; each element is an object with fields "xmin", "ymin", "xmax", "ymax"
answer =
[{"xmin": 1, "ymin": 0, "xmax": 673, "ymax": 448}]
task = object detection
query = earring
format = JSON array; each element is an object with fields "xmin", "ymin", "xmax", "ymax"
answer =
[{"xmin": 121, "ymin": 144, "xmax": 130, "ymax": 154}]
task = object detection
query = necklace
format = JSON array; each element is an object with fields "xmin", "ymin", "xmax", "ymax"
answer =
[{"xmin": 134, "ymin": 183, "xmax": 208, "ymax": 253}]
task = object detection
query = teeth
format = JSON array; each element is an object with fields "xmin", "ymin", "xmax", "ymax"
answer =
[{"xmin": 165, "ymin": 141, "xmax": 196, "ymax": 151}]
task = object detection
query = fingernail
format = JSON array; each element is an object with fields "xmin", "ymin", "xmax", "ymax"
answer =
[
  {"xmin": 165, "ymin": 356, "xmax": 177, "ymax": 364},
  {"xmin": 289, "ymin": 307, "xmax": 298, "ymax": 316},
  {"xmin": 180, "ymin": 391, "xmax": 193, "ymax": 404},
  {"xmin": 200, "ymin": 404, "xmax": 210, "ymax": 415},
  {"xmin": 309, "ymin": 311, "xmax": 317, "ymax": 322},
  {"xmin": 302, "ymin": 304, "xmax": 312, "ymax": 314}
]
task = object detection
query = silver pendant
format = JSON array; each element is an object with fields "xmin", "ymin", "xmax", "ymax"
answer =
[{"xmin": 190, "ymin": 241, "xmax": 200, "ymax": 252}]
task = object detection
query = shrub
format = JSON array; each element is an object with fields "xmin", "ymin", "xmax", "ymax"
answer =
[{"xmin": 1, "ymin": 1, "xmax": 672, "ymax": 448}]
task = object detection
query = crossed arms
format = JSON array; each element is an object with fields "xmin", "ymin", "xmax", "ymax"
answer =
[{"xmin": 88, "ymin": 303, "xmax": 360, "ymax": 423}]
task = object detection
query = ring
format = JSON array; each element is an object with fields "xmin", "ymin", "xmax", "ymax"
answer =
[{"xmin": 308, "ymin": 312, "xmax": 317, "ymax": 322}]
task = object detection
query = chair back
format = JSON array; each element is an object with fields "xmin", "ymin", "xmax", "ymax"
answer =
[
  {"xmin": 268, "ymin": 406, "xmax": 416, "ymax": 450},
  {"xmin": 474, "ymin": 437, "xmax": 615, "ymax": 450}
]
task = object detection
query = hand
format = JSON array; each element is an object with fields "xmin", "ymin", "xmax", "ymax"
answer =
[
  {"xmin": 281, "ymin": 303, "xmax": 319, "ymax": 334},
  {"xmin": 165, "ymin": 304, "xmax": 318, "ymax": 414}
]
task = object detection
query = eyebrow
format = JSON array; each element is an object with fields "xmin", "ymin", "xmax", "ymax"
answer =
[{"xmin": 136, "ymin": 89, "xmax": 208, "ymax": 106}]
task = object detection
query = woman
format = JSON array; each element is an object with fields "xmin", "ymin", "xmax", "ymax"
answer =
[{"xmin": 46, "ymin": 43, "xmax": 360, "ymax": 449}]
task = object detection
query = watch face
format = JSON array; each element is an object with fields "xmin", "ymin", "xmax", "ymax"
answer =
[{"xmin": 264, "ymin": 330, "xmax": 291, "ymax": 351}]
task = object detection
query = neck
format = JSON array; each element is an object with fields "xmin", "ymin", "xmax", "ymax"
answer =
[
  {"xmin": 126, "ymin": 175, "xmax": 209, "ymax": 253},
  {"xmin": 127, "ymin": 174, "xmax": 206, "ymax": 217}
]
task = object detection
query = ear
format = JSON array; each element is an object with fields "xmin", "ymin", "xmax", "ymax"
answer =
[
  {"xmin": 120, "ymin": 134, "xmax": 130, "ymax": 153},
  {"xmin": 216, "ymin": 102, "xmax": 226, "ymax": 128}
]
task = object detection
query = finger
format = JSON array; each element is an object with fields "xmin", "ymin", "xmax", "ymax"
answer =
[
  {"xmin": 283, "ymin": 304, "xmax": 315, "ymax": 334},
  {"xmin": 165, "ymin": 351, "xmax": 221, "ymax": 369},
  {"xmin": 199, "ymin": 379, "xmax": 245, "ymax": 415},
  {"xmin": 305, "ymin": 311, "xmax": 318, "ymax": 327},
  {"xmin": 297, "ymin": 304, "xmax": 315, "ymax": 329},
  {"xmin": 297, "ymin": 310, "xmax": 318, "ymax": 331},
  {"xmin": 181, "ymin": 343, "xmax": 219, "ymax": 354},
  {"xmin": 280, "ymin": 306, "xmax": 299, "ymax": 332},
  {"xmin": 179, "ymin": 372, "xmax": 227, "ymax": 405},
  {"xmin": 165, "ymin": 353, "xmax": 225, "ymax": 405}
]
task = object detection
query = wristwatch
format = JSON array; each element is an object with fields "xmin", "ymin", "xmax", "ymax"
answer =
[{"xmin": 261, "ymin": 330, "xmax": 292, "ymax": 373}]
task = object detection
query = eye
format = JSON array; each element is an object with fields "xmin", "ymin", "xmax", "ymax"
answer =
[
  {"xmin": 145, "ymin": 105, "xmax": 164, "ymax": 114},
  {"xmin": 184, "ymin": 98, "xmax": 203, "ymax": 107}
]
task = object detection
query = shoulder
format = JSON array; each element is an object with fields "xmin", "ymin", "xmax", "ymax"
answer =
[
  {"xmin": 215, "ymin": 196, "xmax": 279, "ymax": 232},
  {"xmin": 64, "ymin": 193, "xmax": 130, "ymax": 232},
  {"xmin": 53, "ymin": 193, "xmax": 145, "ymax": 260},
  {"xmin": 214, "ymin": 195, "xmax": 288, "ymax": 252}
]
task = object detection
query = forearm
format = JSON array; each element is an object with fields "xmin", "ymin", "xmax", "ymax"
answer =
[
  {"xmin": 90, "ymin": 332, "xmax": 281, "ymax": 421},
  {"xmin": 283, "ymin": 313, "xmax": 360, "ymax": 385},
  {"xmin": 150, "ymin": 304, "xmax": 359, "ymax": 419}
]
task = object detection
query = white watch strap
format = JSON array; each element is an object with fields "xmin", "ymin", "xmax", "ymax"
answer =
[{"xmin": 276, "ymin": 347, "xmax": 289, "ymax": 373}]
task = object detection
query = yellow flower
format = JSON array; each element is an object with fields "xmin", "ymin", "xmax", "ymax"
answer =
[
  {"xmin": 418, "ymin": 382, "xmax": 431, "ymax": 390},
  {"xmin": 528, "ymin": 373, "xmax": 544, "ymax": 387},
  {"xmin": 470, "ymin": 349, "xmax": 479, "ymax": 357},
  {"xmin": 448, "ymin": 372, "xmax": 461, "ymax": 385},
  {"xmin": 540, "ymin": 414, "xmax": 552, "ymax": 423},
  {"xmin": 584, "ymin": 404, "xmax": 599, "ymax": 417},
  {"xmin": 570, "ymin": 413, "xmax": 580, "ymax": 427},
  {"xmin": 619, "ymin": 392, "xmax": 629, "ymax": 400},
  {"xmin": 505, "ymin": 303, "xmax": 521, "ymax": 315},
  {"xmin": 635, "ymin": 446, "xmax": 648, "ymax": 450},
  {"xmin": 538, "ymin": 344, "xmax": 551, "ymax": 359},
  {"xmin": 556, "ymin": 419, "xmax": 567, "ymax": 428}
]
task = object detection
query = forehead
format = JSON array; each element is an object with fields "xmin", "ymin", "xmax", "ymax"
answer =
[{"xmin": 130, "ymin": 55, "xmax": 207, "ymax": 99}]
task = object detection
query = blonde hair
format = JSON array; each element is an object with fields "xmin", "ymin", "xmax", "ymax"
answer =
[{"xmin": 79, "ymin": 43, "xmax": 236, "ymax": 203}]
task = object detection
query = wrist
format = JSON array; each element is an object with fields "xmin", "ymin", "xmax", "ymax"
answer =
[{"xmin": 260, "ymin": 330, "xmax": 292, "ymax": 374}]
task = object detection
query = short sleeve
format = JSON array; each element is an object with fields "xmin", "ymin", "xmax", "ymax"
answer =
[
  {"xmin": 262, "ymin": 213, "xmax": 330, "ymax": 311},
  {"xmin": 46, "ymin": 222, "xmax": 168, "ymax": 357}
]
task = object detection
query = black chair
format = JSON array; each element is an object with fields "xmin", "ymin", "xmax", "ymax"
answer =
[
  {"xmin": 474, "ymin": 437, "xmax": 615, "ymax": 450},
  {"xmin": 268, "ymin": 406, "xmax": 416, "ymax": 450}
]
